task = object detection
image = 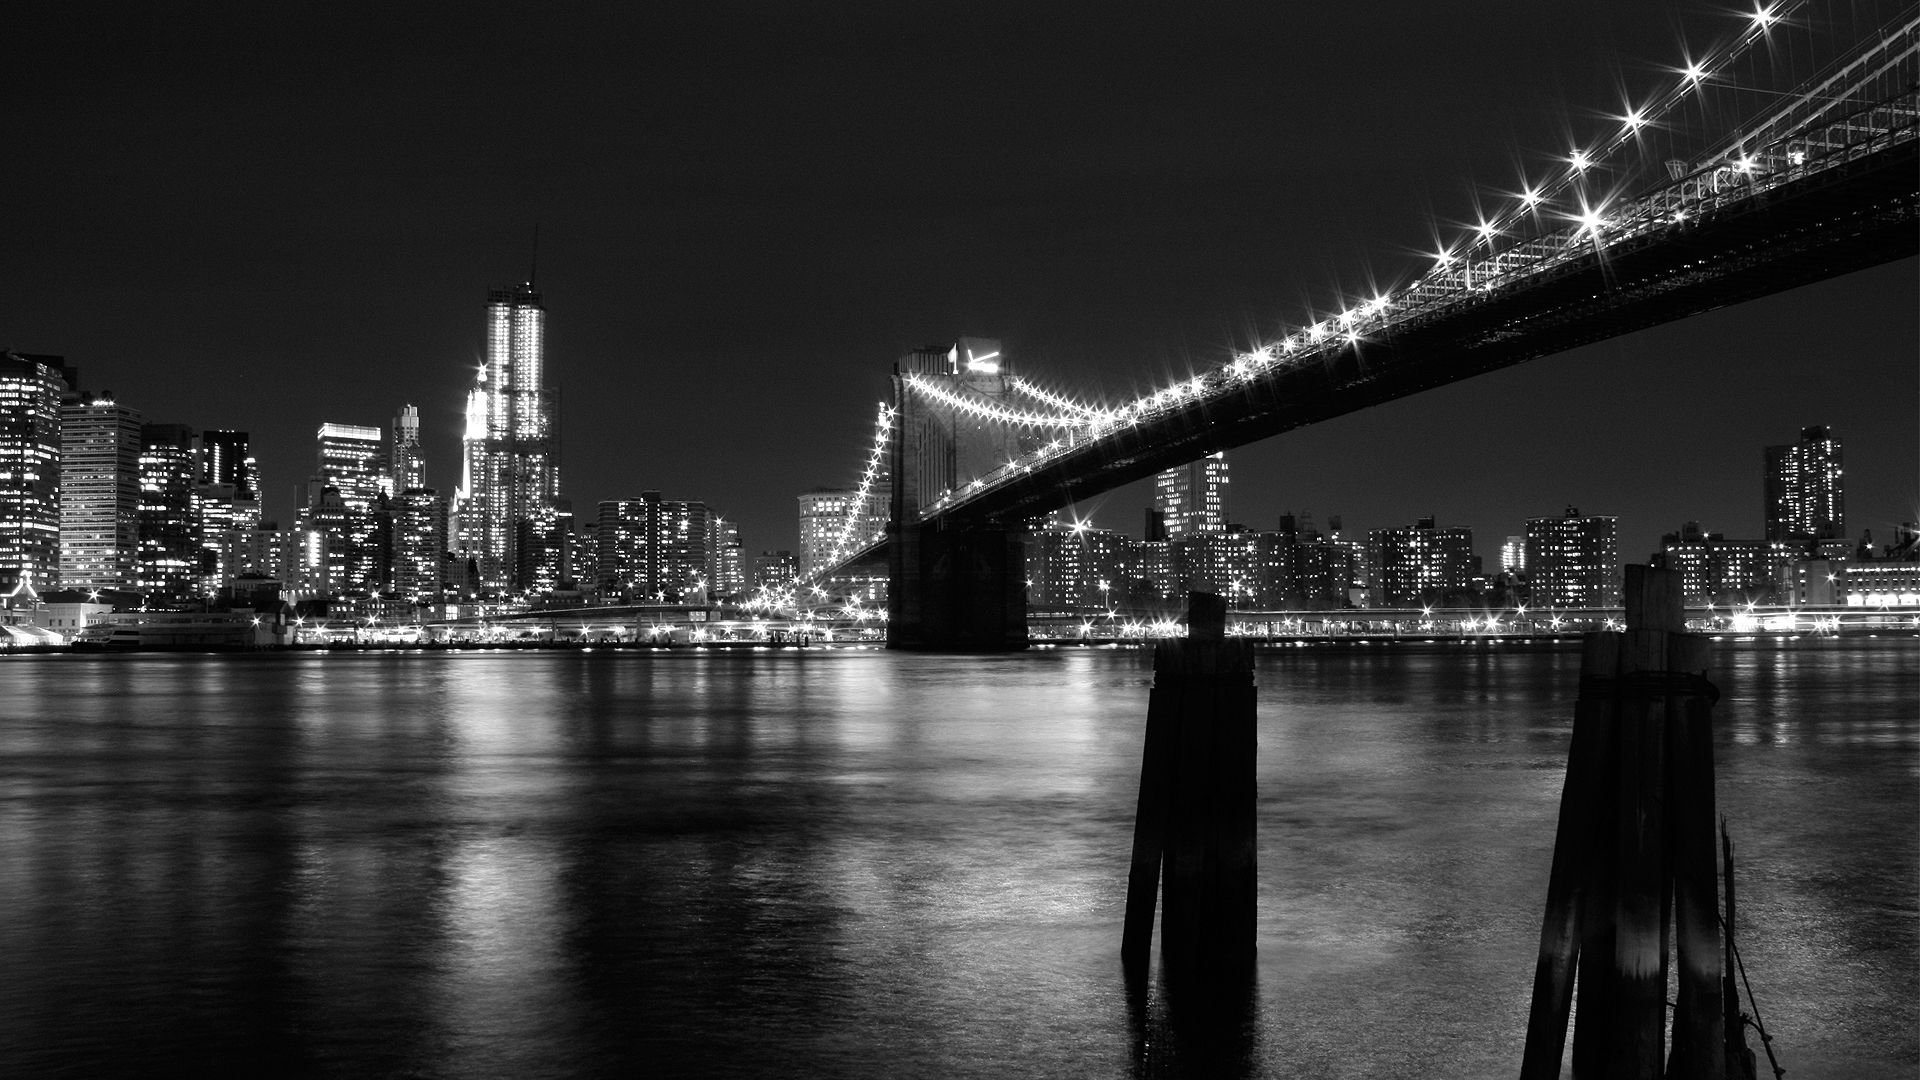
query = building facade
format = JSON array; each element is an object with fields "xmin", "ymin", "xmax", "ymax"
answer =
[
  {"xmin": 1154, "ymin": 452, "xmax": 1229, "ymax": 540},
  {"xmin": 1765, "ymin": 425, "xmax": 1844, "ymax": 543},
  {"xmin": 1368, "ymin": 517, "xmax": 1478, "ymax": 607},
  {"xmin": 136, "ymin": 423, "xmax": 199, "ymax": 604},
  {"xmin": 1655, "ymin": 522, "xmax": 1793, "ymax": 606},
  {"xmin": 0, "ymin": 353, "xmax": 72, "ymax": 592},
  {"xmin": 59, "ymin": 392, "xmax": 145, "ymax": 592},
  {"xmin": 1525, "ymin": 506, "xmax": 1621, "ymax": 607},
  {"xmin": 1027, "ymin": 515, "xmax": 1130, "ymax": 610},
  {"xmin": 797, "ymin": 489, "xmax": 853, "ymax": 579},
  {"xmin": 458, "ymin": 283, "xmax": 563, "ymax": 595},
  {"xmin": 596, "ymin": 493, "xmax": 715, "ymax": 603}
]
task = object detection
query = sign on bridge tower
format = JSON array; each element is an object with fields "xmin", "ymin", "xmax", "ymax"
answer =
[{"xmin": 887, "ymin": 337, "xmax": 1032, "ymax": 650}]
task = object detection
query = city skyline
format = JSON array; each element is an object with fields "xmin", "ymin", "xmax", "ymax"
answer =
[{"xmin": 3, "ymin": 3, "xmax": 1912, "ymax": 564}]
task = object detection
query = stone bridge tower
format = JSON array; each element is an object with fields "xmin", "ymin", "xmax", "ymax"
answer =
[{"xmin": 887, "ymin": 337, "xmax": 1031, "ymax": 650}]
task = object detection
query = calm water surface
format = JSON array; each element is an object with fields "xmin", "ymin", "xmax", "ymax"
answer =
[{"xmin": 1, "ymin": 639, "xmax": 1913, "ymax": 1078}]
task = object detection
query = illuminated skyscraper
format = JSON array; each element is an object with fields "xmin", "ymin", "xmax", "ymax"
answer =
[
  {"xmin": 459, "ymin": 283, "xmax": 562, "ymax": 594},
  {"xmin": 137, "ymin": 424, "xmax": 199, "ymax": 603},
  {"xmin": 60, "ymin": 391, "xmax": 145, "ymax": 591},
  {"xmin": 1154, "ymin": 452, "xmax": 1229, "ymax": 539},
  {"xmin": 198, "ymin": 430, "xmax": 257, "ymax": 502},
  {"xmin": 1764, "ymin": 425, "xmax": 1844, "ymax": 542},
  {"xmin": 0, "ymin": 352, "xmax": 72, "ymax": 592},
  {"xmin": 391, "ymin": 405, "xmax": 425, "ymax": 493}
]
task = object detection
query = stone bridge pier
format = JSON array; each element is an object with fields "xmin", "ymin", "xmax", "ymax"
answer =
[{"xmin": 886, "ymin": 337, "xmax": 1032, "ymax": 651}]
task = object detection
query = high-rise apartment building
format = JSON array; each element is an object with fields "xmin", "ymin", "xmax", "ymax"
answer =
[
  {"xmin": 1765, "ymin": 425, "xmax": 1844, "ymax": 543},
  {"xmin": 709, "ymin": 517, "xmax": 745, "ymax": 598},
  {"xmin": 0, "ymin": 352, "xmax": 72, "ymax": 592},
  {"xmin": 1368, "ymin": 516, "xmax": 1478, "ymax": 606},
  {"xmin": 596, "ymin": 493, "xmax": 714, "ymax": 603},
  {"xmin": 1154, "ymin": 452, "xmax": 1229, "ymax": 540},
  {"xmin": 59, "ymin": 391, "xmax": 145, "ymax": 591},
  {"xmin": 1525, "ymin": 506, "xmax": 1620, "ymax": 607},
  {"xmin": 1027, "ymin": 514, "xmax": 1130, "ymax": 610},
  {"xmin": 137, "ymin": 424, "xmax": 199, "ymax": 603},
  {"xmin": 459, "ymin": 283, "xmax": 562, "ymax": 595}
]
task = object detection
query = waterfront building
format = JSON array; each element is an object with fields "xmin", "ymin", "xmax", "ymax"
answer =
[
  {"xmin": 1154, "ymin": 452, "xmax": 1229, "ymax": 540},
  {"xmin": 1654, "ymin": 522, "xmax": 1794, "ymax": 606},
  {"xmin": 1368, "ymin": 516, "xmax": 1478, "ymax": 607},
  {"xmin": 1174, "ymin": 527, "xmax": 1262, "ymax": 607},
  {"xmin": 1275, "ymin": 513, "xmax": 1366, "ymax": 609},
  {"xmin": 59, "ymin": 391, "xmax": 144, "ymax": 592},
  {"xmin": 1525, "ymin": 506, "xmax": 1621, "ymax": 607},
  {"xmin": 458, "ymin": 283, "xmax": 563, "ymax": 595},
  {"xmin": 0, "ymin": 352, "xmax": 72, "ymax": 593},
  {"xmin": 1027, "ymin": 514, "xmax": 1130, "ymax": 610},
  {"xmin": 1765, "ymin": 425, "xmax": 1844, "ymax": 543},
  {"xmin": 596, "ymin": 492, "xmax": 714, "ymax": 603},
  {"xmin": 136, "ymin": 424, "xmax": 200, "ymax": 604},
  {"xmin": 1128, "ymin": 538, "xmax": 1175, "ymax": 605}
]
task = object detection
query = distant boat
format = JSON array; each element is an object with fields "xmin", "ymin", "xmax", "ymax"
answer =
[{"xmin": 72, "ymin": 612, "xmax": 286, "ymax": 651}]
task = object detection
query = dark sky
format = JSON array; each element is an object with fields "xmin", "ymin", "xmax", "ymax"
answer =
[{"xmin": 7, "ymin": 1, "xmax": 1914, "ymax": 566}]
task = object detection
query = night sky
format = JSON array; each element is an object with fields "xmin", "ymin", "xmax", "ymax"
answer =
[{"xmin": 7, "ymin": 2, "xmax": 1914, "ymax": 568}]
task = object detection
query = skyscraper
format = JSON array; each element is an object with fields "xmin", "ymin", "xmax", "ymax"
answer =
[
  {"xmin": 459, "ymin": 283, "xmax": 562, "ymax": 594},
  {"xmin": 392, "ymin": 405, "xmax": 425, "ymax": 493},
  {"xmin": 0, "ymin": 352, "xmax": 72, "ymax": 592},
  {"xmin": 305, "ymin": 422, "xmax": 386, "ymax": 595},
  {"xmin": 198, "ymin": 429, "xmax": 257, "ymax": 501},
  {"xmin": 1525, "ymin": 506, "xmax": 1621, "ymax": 607},
  {"xmin": 1154, "ymin": 452, "xmax": 1229, "ymax": 540},
  {"xmin": 137, "ymin": 423, "xmax": 199, "ymax": 603},
  {"xmin": 60, "ymin": 391, "xmax": 145, "ymax": 591},
  {"xmin": 1764, "ymin": 425, "xmax": 1844, "ymax": 542}
]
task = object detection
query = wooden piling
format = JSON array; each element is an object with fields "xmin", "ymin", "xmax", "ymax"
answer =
[
  {"xmin": 1519, "ymin": 633, "xmax": 1617, "ymax": 1080},
  {"xmin": 1666, "ymin": 630, "xmax": 1722, "ymax": 1077},
  {"xmin": 1521, "ymin": 565, "xmax": 1727, "ymax": 1080},
  {"xmin": 1121, "ymin": 592, "xmax": 1256, "ymax": 976}
]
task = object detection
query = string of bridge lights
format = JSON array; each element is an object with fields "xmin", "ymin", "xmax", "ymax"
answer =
[
  {"xmin": 818, "ymin": 401, "xmax": 897, "ymax": 571},
  {"xmin": 814, "ymin": 0, "xmax": 1909, "ymax": 569}
]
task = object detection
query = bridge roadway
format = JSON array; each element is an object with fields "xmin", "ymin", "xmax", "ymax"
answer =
[{"xmin": 836, "ymin": 121, "xmax": 1915, "ymax": 571}]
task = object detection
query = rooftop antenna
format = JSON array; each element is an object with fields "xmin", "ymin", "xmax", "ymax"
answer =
[{"xmin": 529, "ymin": 223, "xmax": 539, "ymax": 288}]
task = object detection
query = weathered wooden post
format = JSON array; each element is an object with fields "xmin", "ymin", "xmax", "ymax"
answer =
[
  {"xmin": 1121, "ymin": 592, "xmax": 1256, "ymax": 977},
  {"xmin": 1520, "ymin": 565, "xmax": 1727, "ymax": 1080}
]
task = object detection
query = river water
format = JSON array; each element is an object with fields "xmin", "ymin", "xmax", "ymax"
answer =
[{"xmin": 0, "ymin": 639, "xmax": 1912, "ymax": 1078}]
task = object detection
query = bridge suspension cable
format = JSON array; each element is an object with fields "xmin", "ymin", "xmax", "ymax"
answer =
[
  {"xmin": 819, "ymin": 401, "xmax": 895, "ymax": 572},
  {"xmin": 902, "ymin": 373, "xmax": 1094, "ymax": 429}
]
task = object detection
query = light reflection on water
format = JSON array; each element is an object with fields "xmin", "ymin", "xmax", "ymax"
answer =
[{"xmin": 0, "ymin": 641, "xmax": 1912, "ymax": 1078}]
